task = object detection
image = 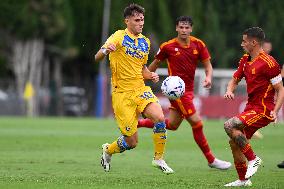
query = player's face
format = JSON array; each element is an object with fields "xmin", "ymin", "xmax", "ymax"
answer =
[
  {"xmin": 241, "ymin": 35, "xmax": 256, "ymax": 54},
  {"xmin": 125, "ymin": 12, "xmax": 144, "ymax": 35},
  {"xmin": 176, "ymin": 21, "xmax": 192, "ymax": 40}
]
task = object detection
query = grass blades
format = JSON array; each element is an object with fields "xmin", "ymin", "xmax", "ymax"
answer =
[{"xmin": 0, "ymin": 117, "xmax": 283, "ymax": 189}]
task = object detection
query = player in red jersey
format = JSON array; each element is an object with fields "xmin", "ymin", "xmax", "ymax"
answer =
[
  {"xmin": 138, "ymin": 16, "xmax": 231, "ymax": 170},
  {"xmin": 224, "ymin": 27, "xmax": 284, "ymax": 187},
  {"xmin": 251, "ymin": 39, "xmax": 273, "ymax": 139}
]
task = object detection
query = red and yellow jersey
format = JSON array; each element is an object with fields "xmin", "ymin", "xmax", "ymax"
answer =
[
  {"xmin": 155, "ymin": 36, "xmax": 210, "ymax": 92},
  {"xmin": 233, "ymin": 52, "xmax": 281, "ymax": 114},
  {"xmin": 102, "ymin": 29, "xmax": 150, "ymax": 92}
]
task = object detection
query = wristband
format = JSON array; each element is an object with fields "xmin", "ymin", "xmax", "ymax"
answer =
[{"xmin": 102, "ymin": 48, "xmax": 109, "ymax": 55}]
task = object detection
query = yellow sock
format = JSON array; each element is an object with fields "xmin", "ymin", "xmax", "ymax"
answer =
[
  {"xmin": 106, "ymin": 140, "xmax": 121, "ymax": 155},
  {"xmin": 153, "ymin": 132, "xmax": 166, "ymax": 160}
]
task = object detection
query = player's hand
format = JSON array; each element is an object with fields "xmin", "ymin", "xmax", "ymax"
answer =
[
  {"xmin": 150, "ymin": 72, "xmax": 159, "ymax": 83},
  {"xmin": 270, "ymin": 110, "xmax": 278, "ymax": 124},
  {"xmin": 105, "ymin": 43, "xmax": 116, "ymax": 54},
  {"xmin": 224, "ymin": 91, "xmax": 234, "ymax": 100},
  {"xmin": 203, "ymin": 77, "xmax": 212, "ymax": 89}
]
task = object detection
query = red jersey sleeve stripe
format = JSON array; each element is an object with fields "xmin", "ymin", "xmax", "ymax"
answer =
[
  {"xmin": 167, "ymin": 59, "xmax": 172, "ymax": 76},
  {"xmin": 263, "ymin": 84, "xmax": 273, "ymax": 98},
  {"xmin": 160, "ymin": 39, "xmax": 176, "ymax": 49},
  {"xmin": 190, "ymin": 36, "xmax": 206, "ymax": 47},
  {"xmin": 260, "ymin": 85, "xmax": 273, "ymax": 117},
  {"xmin": 260, "ymin": 54, "xmax": 275, "ymax": 68}
]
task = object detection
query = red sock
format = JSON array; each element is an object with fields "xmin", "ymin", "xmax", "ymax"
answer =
[
  {"xmin": 192, "ymin": 121, "xmax": 215, "ymax": 163},
  {"xmin": 235, "ymin": 162, "xmax": 247, "ymax": 180},
  {"xmin": 138, "ymin": 118, "xmax": 154, "ymax": 128},
  {"xmin": 241, "ymin": 143, "xmax": 256, "ymax": 161}
]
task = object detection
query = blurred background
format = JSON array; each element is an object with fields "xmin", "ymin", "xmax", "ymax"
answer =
[{"xmin": 0, "ymin": 0, "xmax": 284, "ymax": 119}]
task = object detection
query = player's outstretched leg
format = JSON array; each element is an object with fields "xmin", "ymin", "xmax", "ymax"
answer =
[
  {"xmin": 191, "ymin": 121, "xmax": 231, "ymax": 170},
  {"xmin": 224, "ymin": 179, "xmax": 252, "ymax": 187},
  {"xmin": 245, "ymin": 156, "xmax": 262, "ymax": 179},
  {"xmin": 101, "ymin": 143, "xmax": 112, "ymax": 172},
  {"xmin": 101, "ymin": 136, "xmax": 133, "ymax": 172}
]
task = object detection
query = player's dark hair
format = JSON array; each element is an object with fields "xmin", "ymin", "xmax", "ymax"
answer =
[
  {"xmin": 243, "ymin": 27, "xmax": 265, "ymax": 43},
  {"xmin": 176, "ymin": 16, "xmax": 193, "ymax": 26},
  {"xmin": 123, "ymin": 3, "xmax": 145, "ymax": 18}
]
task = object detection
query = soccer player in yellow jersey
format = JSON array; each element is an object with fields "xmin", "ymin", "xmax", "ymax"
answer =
[{"xmin": 95, "ymin": 3, "xmax": 173, "ymax": 174}]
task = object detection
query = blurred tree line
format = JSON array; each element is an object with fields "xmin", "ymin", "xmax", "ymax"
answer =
[{"xmin": 0, "ymin": 0, "xmax": 283, "ymax": 115}]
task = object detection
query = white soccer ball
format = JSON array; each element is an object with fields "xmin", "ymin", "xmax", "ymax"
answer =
[{"xmin": 161, "ymin": 76, "xmax": 185, "ymax": 100}]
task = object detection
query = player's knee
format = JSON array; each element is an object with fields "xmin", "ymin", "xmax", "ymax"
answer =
[
  {"xmin": 224, "ymin": 117, "xmax": 242, "ymax": 136},
  {"xmin": 153, "ymin": 122, "xmax": 166, "ymax": 133},
  {"xmin": 153, "ymin": 114, "xmax": 165, "ymax": 123},
  {"xmin": 224, "ymin": 119, "xmax": 232, "ymax": 134}
]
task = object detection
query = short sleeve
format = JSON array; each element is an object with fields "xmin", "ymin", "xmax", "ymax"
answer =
[
  {"xmin": 198, "ymin": 40, "xmax": 211, "ymax": 62},
  {"xmin": 266, "ymin": 60, "xmax": 281, "ymax": 85},
  {"xmin": 101, "ymin": 31, "xmax": 122, "ymax": 49},
  {"xmin": 155, "ymin": 44, "xmax": 168, "ymax": 61},
  {"xmin": 233, "ymin": 58, "xmax": 245, "ymax": 80},
  {"xmin": 267, "ymin": 62, "xmax": 281, "ymax": 79}
]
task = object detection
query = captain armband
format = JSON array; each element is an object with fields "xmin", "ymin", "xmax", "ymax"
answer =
[{"xmin": 270, "ymin": 74, "xmax": 282, "ymax": 85}]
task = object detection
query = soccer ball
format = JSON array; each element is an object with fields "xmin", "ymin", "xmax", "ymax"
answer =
[{"xmin": 161, "ymin": 76, "xmax": 185, "ymax": 100}]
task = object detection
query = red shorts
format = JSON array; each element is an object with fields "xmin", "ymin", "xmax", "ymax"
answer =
[
  {"xmin": 169, "ymin": 91, "xmax": 196, "ymax": 118},
  {"xmin": 237, "ymin": 109, "xmax": 273, "ymax": 139}
]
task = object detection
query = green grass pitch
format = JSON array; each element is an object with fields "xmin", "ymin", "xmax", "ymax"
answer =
[{"xmin": 0, "ymin": 117, "xmax": 283, "ymax": 189}]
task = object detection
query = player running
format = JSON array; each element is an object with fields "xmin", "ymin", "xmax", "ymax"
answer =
[
  {"xmin": 224, "ymin": 27, "xmax": 284, "ymax": 187},
  {"xmin": 95, "ymin": 3, "xmax": 173, "ymax": 174},
  {"xmin": 138, "ymin": 16, "xmax": 231, "ymax": 170}
]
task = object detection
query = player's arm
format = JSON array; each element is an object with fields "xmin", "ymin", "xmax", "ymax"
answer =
[
  {"xmin": 148, "ymin": 59, "xmax": 162, "ymax": 72},
  {"xmin": 94, "ymin": 43, "xmax": 116, "ymax": 62},
  {"xmin": 202, "ymin": 60, "xmax": 213, "ymax": 89},
  {"xmin": 224, "ymin": 77, "xmax": 240, "ymax": 100},
  {"xmin": 270, "ymin": 76, "xmax": 284, "ymax": 121},
  {"xmin": 142, "ymin": 65, "xmax": 159, "ymax": 83}
]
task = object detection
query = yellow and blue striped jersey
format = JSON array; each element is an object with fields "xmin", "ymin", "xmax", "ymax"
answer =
[{"xmin": 102, "ymin": 29, "xmax": 150, "ymax": 92}]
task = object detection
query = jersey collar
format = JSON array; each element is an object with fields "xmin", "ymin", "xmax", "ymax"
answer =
[
  {"xmin": 247, "ymin": 52, "xmax": 265, "ymax": 65},
  {"xmin": 175, "ymin": 37, "xmax": 191, "ymax": 48},
  {"xmin": 125, "ymin": 28, "xmax": 142, "ymax": 38}
]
